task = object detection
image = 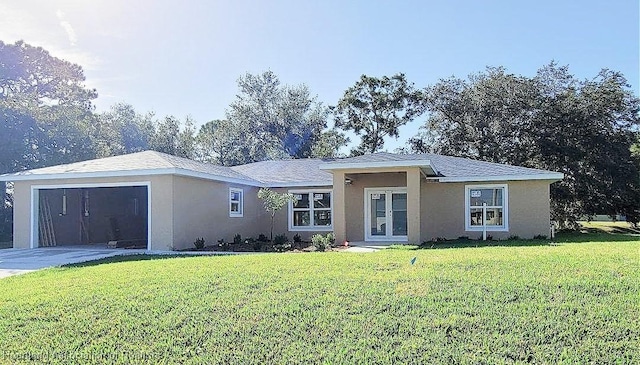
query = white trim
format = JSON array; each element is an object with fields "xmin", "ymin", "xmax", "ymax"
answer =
[
  {"xmin": 287, "ymin": 189, "xmax": 333, "ymax": 232},
  {"xmin": 464, "ymin": 184, "xmax": 509, "ymax": 232},
  {"xmin": 364, "ymin": 187, "xmax": 409, "ymax": 242},
  {"xmin": 0, "ymin": 168, "xmax": 337, "ymax": 188},
  {"xmin": 262, "ymin": 181, "xmax": 333, "ymax": 188},
  {"xmin": 30, "ymin": 187, "xmax": 38, "ymax": 249},
  {"xmin": 427, "ymin": 173, "xmax": 564, "ymax": 183},
  {"xmin": 0, "ymin": 167, "xmax": 260, "ymax": 186},
  {"xmin": 229, "ymin": 187, "xmax": 244, "ymax": 218},
  {"xmin": 319, "ymin": 159, "xmax": 432, "ymax": 170},
  {"xmin": 30, "ymin": 181, "xmax": 152, "ymax": 250}
]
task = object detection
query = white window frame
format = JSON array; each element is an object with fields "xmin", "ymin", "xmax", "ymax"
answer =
[
  {"xmin": 229, "ymin": 187, "xmax": 243, "ymax": 218},
  {"xmin": 288, "ymin": 189, "xmax": 333, "ymax": 231},
  {"xmin": 464, "ymin": 184, "xmax": 509, "ymax": 232}
]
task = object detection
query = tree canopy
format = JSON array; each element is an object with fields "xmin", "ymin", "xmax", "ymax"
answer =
[
  {"xmin": 409, "ymin": 63, "xmax": 640, "ymax": 226},
  {"xmin": 207, "ymin": 71, "xmax": 347, "ymax": 165},
  {"xmin": 333, "ymin": 73, "xmax": 423, "ymax": 155}
]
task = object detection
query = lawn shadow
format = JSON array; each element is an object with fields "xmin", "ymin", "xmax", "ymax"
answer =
[
  {"xmin": 413, "ymin": 239, "xmax": 552, "ymax": 250},
  {"xmin": 409, "ymin": 231, "xmax": 639, "ymax": 250},
  {"xmin": 61, "ymin": 253, "xmax": 202, "ymax": 268}
]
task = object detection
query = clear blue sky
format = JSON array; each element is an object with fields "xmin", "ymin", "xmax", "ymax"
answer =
[{"xmin": 1, "ymin": 0, "xmax": 638, "ymax": 150}]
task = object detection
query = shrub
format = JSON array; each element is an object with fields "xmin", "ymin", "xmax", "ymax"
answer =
[
  {"xmin": 233, "ymin": 234, "xmax": 242, "ymax": 245},
  {"xmin": 193, "ymin": 237, "xmax": 205, "ymax": 250},
  {"xmin": 533, "ymin": 234, "xmax": 548, "ymax": 240},
  {"xmin": 273, "ymin": 234, "xmax": 288, "ymax": 245},
  {"xmin": 273, "ymin": 242, "xmax": 291, "ymax": 252},
  {"xmin": 507, "ymin": 235, "xmax": 520, "ymax": 240},
  {"xmin": 457, "ymin": 236, "xmax": 470, "ymax": 241},
  {"xmin": 252, "ymin": 240, "xmax": 262, "ymax": 252},
  {"xmin": 257, "ymin": 234, "xmax": 269, "ymax": 242},
  {"xmin": 293, "ymin": 233, "xmax": 302, "ymax": 243},
  {"xmin": 311, "ymin": 233, "xmax": 333, "ymax": 251}
]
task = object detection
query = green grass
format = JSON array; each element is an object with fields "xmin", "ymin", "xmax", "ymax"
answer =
[{"xmin": 0, "ymin": 235, "xmax": 638, "ymax": 364}]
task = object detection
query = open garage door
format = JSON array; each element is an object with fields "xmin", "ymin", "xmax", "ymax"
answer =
[{"xmin": 33, "ymin": 183, "xmax": 150, "ymax": 249}]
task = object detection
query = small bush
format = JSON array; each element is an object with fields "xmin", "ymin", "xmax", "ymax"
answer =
[
  {"xmin": 477, "ymin": 234, "xmax": 493, "ymax": 241},
  {"xmin": 273, "ymin": 242, "xmax": 291, "ymax": 252},
  {"xmin": 507, "ymin": 235, "xmax": 520, "ymax": 240},
  {"xmin": 293, "ymin": 233, "xmax": 302, "ymax": 243},
  {"xmin": 311, "ymin": 233, "xmax": 333, "ymax": 251},
  {"xmin": 457, "ymin": 236, "xmax": 470, "ymax": 241},
  {"xmin": 233, "ymin": 234, "xmax": 242, "ymax": 245},
  {"xmin": 273, "ymin": 234, "xmax": 288, "ymax": 245},
  {"xmin": 326, "ymin": 233, "xmax": 335, "ymax": 244},
  {"xmin": 193, "ymin": 237, "xmax": 205, "ymax": 250},
  {"xmin": 257, "ymin": 234, "xmax": 269, "ymax": 242},
  {"xmin": 252, "ymin": 241, "xmax": 262, "ymax": 252},
  {"xmin": 533, "ymin": 234, "xmax": 548, "ymax": 240}
]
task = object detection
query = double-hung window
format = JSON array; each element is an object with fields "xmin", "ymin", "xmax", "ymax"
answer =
[
  {"xmin": 289, "ymin": 190, "xmax": 332, "ymax": 231},
  {"xmin": 229, "ymin": 188, "xmax": 243, "ymax": 217},
  {"xmin": 465, "ymin": 184, "xmax": 508, "ymax": 231}
]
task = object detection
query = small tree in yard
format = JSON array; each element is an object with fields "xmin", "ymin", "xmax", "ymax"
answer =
[{"xmin": 257, "ymin": 188, "xmax": 294, "ymax": 241}]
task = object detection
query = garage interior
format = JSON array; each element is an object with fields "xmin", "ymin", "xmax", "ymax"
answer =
[{"xmin": 37, "ymin": 186, "xmax": 148, "ymax": 248}]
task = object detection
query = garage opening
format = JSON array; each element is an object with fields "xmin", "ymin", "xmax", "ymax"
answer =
[{"xmin": 36, "ymin": 185, "xmax": 149, "ymax": 249}]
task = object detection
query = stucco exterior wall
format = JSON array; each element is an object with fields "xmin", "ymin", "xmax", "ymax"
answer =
[
  {"xmin": 170, "ymin": 176, "xmax": 267, "ymax": 250},
  {"xmin": 11, "ymin": 175, "xmax": 175, "ymax": 250},
  {"xmin": 421, "ymin": 180, "xmax": 552, "ymax": 241}
]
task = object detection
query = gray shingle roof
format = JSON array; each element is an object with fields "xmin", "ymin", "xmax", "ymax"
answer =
[
  {"xmin": 0, "ymin": 151, "xmax": 562, "ymax": 185},
  {"xmin": 322, "ymin": 152, "xmax": 562, "ymax": 180},
  {"xmin": 230, "ymin": 159, "xmax": 334, "ymax": 186},
  {"xmin": 0, "ymin": 151, "xmax": 259, "ymax": 184}
]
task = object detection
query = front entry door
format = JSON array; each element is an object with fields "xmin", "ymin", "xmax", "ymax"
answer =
[{"xmin": 365, "ymin": 189, "xmax": 408, "ymax": 241}]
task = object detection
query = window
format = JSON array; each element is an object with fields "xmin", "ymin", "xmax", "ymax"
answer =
[
  {"xmin": 465, "ymin": 184, "xmax": 508, "ymax": 231},
  {"xmin": 289, "ymin": 190, "xmax": 332, "ymax": 231},
  {"xmin": 229, "ymin": 188, "xmax": 243, "ymax": 217}
]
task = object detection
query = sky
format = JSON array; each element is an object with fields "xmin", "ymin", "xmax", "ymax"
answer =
[{"xmin": 1, "ymin": 0, "xmax": 638, "ymax": 151}]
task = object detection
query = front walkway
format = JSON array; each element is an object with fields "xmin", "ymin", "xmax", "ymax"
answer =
[
  {"xmin": 0, "ymin": 247, "xmax": 147, "ymax": 278},
  {"xmin": 342, "ymin": 242, "xmax": 395, "ymax": 252}
]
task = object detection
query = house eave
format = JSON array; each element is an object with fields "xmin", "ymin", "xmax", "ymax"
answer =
[
  {"xmin": 0, "ymin": 168, "xmax": 262, "ymax": 187},
  {"xmin": 262, "ymin": 181, "xmax": 333, "ymax": 188},
  {"xmin": 425, "ymin": 173, "xmax": 564, "ymax": 183}
]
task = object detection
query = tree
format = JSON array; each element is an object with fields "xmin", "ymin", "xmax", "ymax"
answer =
[
  {"xmin": 257, "ymin": 188, "xmax": 294, "ymax": 241},
  {"xmin": 92, "ymin": 103, "xmax": 155, "ymax": 157},
  {"xmin": 310, "ymin": 128, "xmax": 350, "ymax": 158},
  {"xmin": 0, "ymin": 40, "xmax": 98, "ymax": 170},
  {"xmin": 220, "ymin": 71, "xmax": 330, "ymax": 164},
  {"xmin": 412, "ymin": 63, "xmax": 640, "ymax": 226},
  {"xmin": 150, "ymin": 115, "xmax": 197, "ymax": 159},
  {"xmin": 333, "ymin": 73, "xmax": 424, "ymax": 155},
  {"xmin": 195, "ymin": 119, "xmax": 250, "ymax": 166}
]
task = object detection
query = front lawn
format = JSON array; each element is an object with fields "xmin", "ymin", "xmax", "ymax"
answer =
[{"xmin": 0, "ymin": 235, "xmax": 638, "ymax": 364}]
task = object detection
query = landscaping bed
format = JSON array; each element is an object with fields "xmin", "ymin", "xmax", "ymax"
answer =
[{"xmin": 183, "ymin": 233, "xmax": 340, "ymax": 253}]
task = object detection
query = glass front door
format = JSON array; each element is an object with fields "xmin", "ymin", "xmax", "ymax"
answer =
[{"xmin": 366, "ymin": 189, "xmax": 408, "ymax": 241}]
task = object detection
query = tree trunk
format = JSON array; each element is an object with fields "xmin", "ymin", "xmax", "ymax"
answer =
[{"xmin": 270, "ymin": 213, "xmax": 274, "ymax": 241}]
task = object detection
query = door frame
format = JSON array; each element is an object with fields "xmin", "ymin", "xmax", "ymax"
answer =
[{"xmin": 364, "ymin": 187, "xmax": 408, "ymax": 242}]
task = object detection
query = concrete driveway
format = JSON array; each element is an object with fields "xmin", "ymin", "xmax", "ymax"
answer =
[{"xmin": 0, "ymin": 247, "xmax": 147, "ymax": 279}]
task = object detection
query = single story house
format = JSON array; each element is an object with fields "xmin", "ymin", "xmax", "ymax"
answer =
[{"xmin": 0, "ymin": 151, "xmax": 563, "ymax": 250}]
